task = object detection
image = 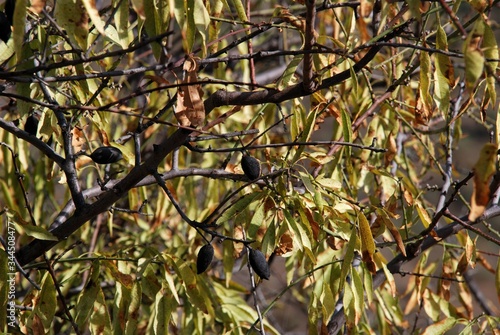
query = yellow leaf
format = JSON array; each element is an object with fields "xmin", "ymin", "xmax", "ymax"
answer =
[
  {"xmin": 54, "ymin": 0, "xmax": 89, "ymax": 50},
  {"xmin": 358, "ymin": 212, "xmax": 376, "ymax": 273},
  {"xmin": 469, "ymin": 143, "xmax": 498, "ymax": 221},
  {"xmin": 82, "ymin": 0, "xmax": 106, "ymax": 35}
]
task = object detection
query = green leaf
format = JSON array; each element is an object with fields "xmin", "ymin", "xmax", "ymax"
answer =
[
  {"xmin": 16, "ymin": 223, "xmax": 58, "ymax": 241},
  {"xmin": 292, "ymin": 108, "xmax": 317, "ymax": 162},
  {"xmin": 31, "ymin": 272, "xmax": 57, "ymax": 333},
  {"xmin": 193, "ymin": 0, "xmax": 210, "ymax": 54},
  {"xmin": 12, "ymin": 0, "xmax": 27, "ymax": 61},
  {"xmin": 351, "ymin": 268, "xmax": 364, "ymax": 324},
  {"xmin": 339, "ymin": 228, "xmax": 357, "ymax": 291},
  {"xmin": 277, "ymin": 55, "xmax": 303, "ymax": 90},
  {"xmin": 82, "ymin": 0, "xmax": 106, "ymax": 35},
  {"xmin": 434, "ymin": 26, "xmax": 452, "ymax": 114},
  {"xmin": 114, "ymin": 0, "xmax": 131, "ymax": 48},
  {"xmin": 54, "ymin": 0, "xmax": 89, "ymax": 50},
  {"xmin": 124, "ymin": 282, "xmax": 142, "ymax": 335},
  {"xmin": 144, "ymin": 0, "xmax": 162, "ymax": 59},
  {"xmin": 76, "ymin": 262, "xmax": 101, "ymax": 329},
  {"xmin": 217, "ymin": 192, "xmax": 262, "ymax": 224},
  {"xmin": 463, "ymin": 20, "xmax": 485, "ymax": 90},
  {"xmin": 420, "ymin": 317, "xmax": 457, "ymax": 335},
  {"xmin": 89, "ymin": 287, "xmax": 112, "ymax": 335}
]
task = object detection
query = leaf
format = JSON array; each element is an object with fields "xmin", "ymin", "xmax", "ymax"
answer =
[
  {"xmin": 292, "ymin": 108, "xmax": 317, "ymax": 162},
  {"xmin": 351, "ymin": 269, "xmax": 364, "ymax": 324},
  {"xmin": 469, "ymin": 143, "xmax": 497, "ymax": 221},
  {"xmin": 114, "ymin": 0, "xmax": 130, "ymax": 48},
  {"xmin": 420, "ymin": 317, "xmax": 457, "ymax": 335},
  {"xmin": 82, "ymin": 0, "xmax": 106, "ymax": 35},
  {"xmin": 175, "ymin": 56, "xmax": 205, "ymax": 127},
  {"xmin": 153, "ymin": 288, "xmax": 177, "ymax": 334},
  {"xmin": 12, "ymin": 0, "xmax": 27, "ymax": 61},
  {"xmin": 358, "ymin": 211, "xmax": 376, "ymax": 274},
  {"xmin": 339, "ymin": 228, "xmax": 357, "ymax": 291},
  {"xmin": 277, "ymin": 55, "xmax": 303, "ymax": 90},
  {"xmin": 124, "ymin": 282, "xmax": 142, "ymax": 335},
  {"xmin": 54, "ymin": 0, "xmax": 89, "ymax": 50},
  {"xmin": 17, "ymin": 223, "xmax": 58, "ymax": 241},
  {"xmin": 143, "ymin": 0, "xmax": 162, "ymax": 59},
  {"xmin": 89, "ymin": 287, "xmax": 112, "ymax": 334},
  {"xmin": 463, "ymin": 20, "xmax": 485, "ymax": 91},
  {"xmin": 415, "ymin": 49, "xmax": 433, "ymax": 125},
  {"xmin": 76, "ymin": 262, "xmax": 101, "ymax": 328},
  {"xmin": 217, "ymin": 192, "xmax": 261, "ymax": 224},
  {"xmin": 416, "ymin": 203, "xmax": 432, "ymax": 228},
  {"xmin": 31, "ymin": 272, "xmax": 57, "ymax": 333},
  {"xmin": 376, "ymin": 208, "xmax": 406, "ymax": 257},
  {"xmin": 434, "ymin": 26, "xmax": 452, "ymax": 115},
  {"xmin": 193, "ymin": 0, "xmax": 210, "ymax": 53}
]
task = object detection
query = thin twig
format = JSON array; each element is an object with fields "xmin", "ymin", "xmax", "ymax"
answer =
[
  {"xmin": 444, "ymin": 210, "xmax": 500, "ymax": 246},
  {"xmin": 187, "ymin": 140, "xmax": 387, "ymax": 153}
]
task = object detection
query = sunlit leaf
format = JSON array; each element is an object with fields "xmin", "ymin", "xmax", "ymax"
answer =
[
  {"xmin": 358, "ymin": 211, "xmax": 376, "ymax": 274},
  {"xmin": 420, "ymin": 317, "xmax": 458, "ymax": 335},
  {"xmin": 54, "ymin": 0, "xmax": 89, "ymax": 50}
]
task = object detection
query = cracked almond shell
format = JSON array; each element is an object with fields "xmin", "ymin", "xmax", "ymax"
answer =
[
  {"xmin": 196, "ymin": 244, "xmax": 214, "ymax": 274},
  {"xmin": 249, "ymin": 248, "xmax": 270, "ymax": 280}
]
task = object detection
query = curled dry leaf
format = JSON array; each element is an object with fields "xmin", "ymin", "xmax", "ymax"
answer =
[
  {"xmin": 175, "ymin": 56, "xmax": 205, "ymax": 128},
  {"xmin": 275, "ymin": 232, "xmax": 293, "ymax": 256},
  {"xmin": 196, "ymin": 244, "xmax": 214, "ymax": 274}
]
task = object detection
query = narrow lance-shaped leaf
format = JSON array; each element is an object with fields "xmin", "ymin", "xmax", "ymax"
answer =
[
  {"xmin": 358, "ymin": 211, "xmax": 376, "ymax": 274},
  {"xmin": 416, "ymin": 48, "xmax": 432, "ymax": 125},
  {"xmin": 434, "ymin": 25, "xmax": 453, "ymax": 115},
  {"xmin": 376, "ymin": 208, "xmax": 407, "ymax": 257},
  {"xmin": 339, "ymin": 228, "xmax": 357, "ymax": 292},
  {"xmin": 469, "ymin": 143, "xmax": 497, "ymax": 221},
  {"xmin": 463, "ymin": 20, "xmax": 485, "ymax": 91},
  {"xmin": 420, "ymin": 317, "xmax": 457, "ymax": 335}
]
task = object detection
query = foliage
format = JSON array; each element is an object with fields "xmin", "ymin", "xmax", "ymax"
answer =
[{"xmin": 0, "ymin": 0, "xmax": 499, "ymax": 334}]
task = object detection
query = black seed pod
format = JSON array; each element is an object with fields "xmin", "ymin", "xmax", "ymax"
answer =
[
  {"xmin": 24, "ymin": 114, "xmax": 39, "ymax": 136},
  {"xmin": 0, "ymin": 12, "xmax": 10, "ymax": 43},
  {"xmin": 249, "ymin": 248, "xmax": 270, "ymax": 280},
  {"xmin": 241, "ymin": 155, "xmax": 261, "ymax": 180},
  {"xmin": 196, "ymin": 244, "xmax": 214, "ymax": 274},
  {"xmin": 89, "ymin": 147, "xmax": 123, "ymax": 164}
]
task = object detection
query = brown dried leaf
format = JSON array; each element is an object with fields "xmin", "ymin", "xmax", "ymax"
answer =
[
  {"xmin": 233, "ymin": 226, "xmax": 244, "ymax": 257},
  {"xmin": 175, "ymin": 56, "xmax": 205, "ymax": 127},
  {"xmin": 275, "ymin": 232, "xmax": 294, "ymax": 256},
  {"xmin": 384, "ymin": 133, "xmax": 397, "ymax": 167},
  {"xmin": 469, "ymin": 143, "xmax": 498, "ymax": 221},
  {"xmin": 71, "ymin": 127, "xmax": 85, "ymax": 152}
]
